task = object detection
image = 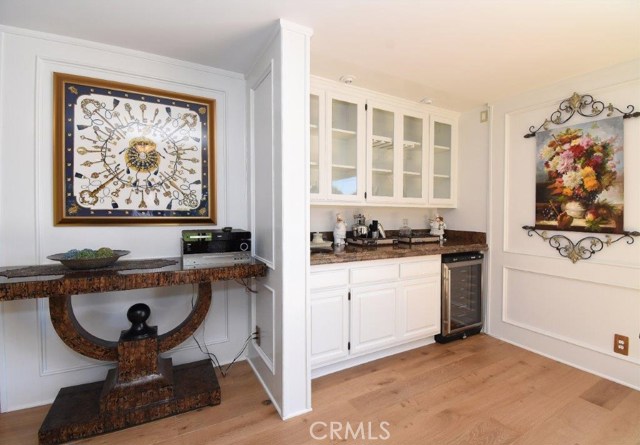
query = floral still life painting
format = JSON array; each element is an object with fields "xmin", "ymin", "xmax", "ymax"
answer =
[{"xmin": 535, "ymin": 116, "xmax": 624, "ymax": 234}]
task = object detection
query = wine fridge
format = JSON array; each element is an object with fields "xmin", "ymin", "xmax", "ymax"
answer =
[{"xmin": 435, "ymin": 252, "xmax": 483, "ymax": 343}]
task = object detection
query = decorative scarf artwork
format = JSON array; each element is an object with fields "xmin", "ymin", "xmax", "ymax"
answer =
[
  {"xmin": 53, "ymin": 73, "xmax": 216, "ymax": 225},
  {"xmin": 535, "ymin": 116, "xmax": 624, "ymax": 234}
]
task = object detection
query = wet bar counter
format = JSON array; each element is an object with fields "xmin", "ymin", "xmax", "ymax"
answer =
[{"xmin": 311, "ymin": 230, "xmax": 487, "ymax": 265}]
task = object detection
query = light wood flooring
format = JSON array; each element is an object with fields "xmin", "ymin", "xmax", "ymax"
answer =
[{"xmin": 1, "ymin": 335, "xmax": 638, "ymax": 444}]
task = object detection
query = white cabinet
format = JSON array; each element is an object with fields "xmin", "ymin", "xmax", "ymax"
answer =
[
  {"xmin": 309, "ymin": 268, "xmax": 350, "ymax": 367},
  {"xmin": 350, "ymin": 283, "xmax": 398, "ymax": 355},
  {"xmin": 399, "ymin": 276, "xmax": 440, "ymax": 340},
  {"xmin": 310, "ymin": 288, "xmax": 350, "ymax": 366},
  {"xmin": 310, "ymin": 76, "xmax": 458, "ymax": 207},
  {"xmin": 310, "ymin": 256, "xmax": 441, "ymax": 371}
]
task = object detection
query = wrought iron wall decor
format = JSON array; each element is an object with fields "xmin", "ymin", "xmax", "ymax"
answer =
[
  {"xmin": 523, "ymin": 91, "xmax": 639, "ymax": 260},
  {"xmin": 522, "ymin": 226, "xmax": 639, "ymax": 263},
  {"xmin": 524, "ymin": 92, "xmax": 640, "ymax": 139},
  {"xmin": 53, "ymin": 73, "xmax": 216, "ymax": 225}
]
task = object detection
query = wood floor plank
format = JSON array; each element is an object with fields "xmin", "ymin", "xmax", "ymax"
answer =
[
  {"xmin": 581, "ymin": 378, "xmax": 633, "ymax": 411},
  {"xmin": 582, "ymin": 389, "xmax": 640, "ymax": 445},
  {"xmin": 511, "ymin": 397, "xmax": 615, "ymax": 445},
  {"xmin": 1, "ymin": 334, "xmax": 638, "ymax": 445}
]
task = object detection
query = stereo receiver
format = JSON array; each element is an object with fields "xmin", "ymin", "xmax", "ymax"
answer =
[{"xmin": 181, "ymin": 228, "xmax": 251, "ymax": 268}]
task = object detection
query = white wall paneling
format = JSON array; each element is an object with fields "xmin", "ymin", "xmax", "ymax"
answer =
[
  {"xmin": 253, "ymin": 282, "xmax": 276, "ymax": 372},
  {"xmin": 502, "ymin": 267, "xmax": 639, "ymax": 365},
  {"xmin": 246, "ymin": 19, "xmax": 312, "ymax": 419},
  {"xmin": 247, "ymin": 30, "xmax": 284, "ymax": 417},
  {"xmin": 488, "ymin": 60, "xmax": 640, "ymax": 390},
  {"xmin": 250, "ymin": 62, "xmax": 275, "ymax": 268},
  {"xmin": 0, "ymin": 28, "xmax": 250, "ymax": 412}
]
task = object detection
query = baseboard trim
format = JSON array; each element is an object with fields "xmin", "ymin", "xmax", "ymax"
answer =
[
  {"xmin": 311, "ymin": 337, "xmax": 435, "ymax": 379},
  {"xmin": 491, "ymin": 334, "xmax": 640, "ymax": 392}
]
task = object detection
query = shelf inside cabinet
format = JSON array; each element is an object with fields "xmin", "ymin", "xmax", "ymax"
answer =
[
  {"xmin": 403, "ymin": 170, "xmax": 421, "ymax": 176},
  {"xmin": 372, "ymin": 135, "xmax": 393, "ymax": 150},
  {"xmin": 433, "ymin": 174, "xmax": 450, "ymax": 179},
  {"xmin": 333, "ymin": 128, "xmax": 357, "ymax": 138},
  {"xmin": 434, "ymin": 145, "xmax": 451, "ymax": 151},
  {"xmin": 310, "ymin": 161, "xmax": 319, "ymax": 166},
  {"xmin": 332, "ymin": 163, "xmax": 357, "ymax": 170},
  {"xmin": 372, "ymin": 168, "xmax": 393, "ymax": 174},
  {"xmin": 403, "ymin": 140, "xmax": 422, "ymax": 149}
]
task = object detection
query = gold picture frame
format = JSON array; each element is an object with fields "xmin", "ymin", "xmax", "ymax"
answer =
[{"xmin": 53, "ymin": 72, "xmax": 216, "ymax": 225}]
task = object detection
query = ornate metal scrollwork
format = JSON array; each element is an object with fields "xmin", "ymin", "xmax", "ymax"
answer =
[
  {"xmin": 522, "ymin": 226, "xmax": 639, "ymax": 263},
  {"xmin": 524, "ymin": 92, "xmax": 640, "ymax": 138}
]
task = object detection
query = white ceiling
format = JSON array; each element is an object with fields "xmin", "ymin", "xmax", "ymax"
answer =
[{"xmin": 1, "ymin": 0, "xmax": 638, "ymax": 111}]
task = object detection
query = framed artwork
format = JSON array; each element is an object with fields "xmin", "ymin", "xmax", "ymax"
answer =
[
  {"xmin": 535, "ymin": 116, "xmax": 624, "ymax": 234},
  {"xmin": 53, "ymin": 73, "xmax": 216, "ymax": 225}
]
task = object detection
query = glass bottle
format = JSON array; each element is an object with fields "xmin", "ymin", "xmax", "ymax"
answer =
[{"xmin": 399, "ymin": 218, "xmax": 412, "ymax": 237}]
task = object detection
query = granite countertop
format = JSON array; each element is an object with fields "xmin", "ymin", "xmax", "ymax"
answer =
[{"xmin": 310, "ymin": 230, "xmax": 487, "ymax": 265}]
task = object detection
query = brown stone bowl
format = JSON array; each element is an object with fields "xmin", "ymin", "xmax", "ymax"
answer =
[{"xmin": 47, "ymin": 250, "xmax": 130, "ymax": 270}]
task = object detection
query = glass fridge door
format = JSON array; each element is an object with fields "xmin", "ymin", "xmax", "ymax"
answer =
[{"xmin": 443, "ymin": 260, "xmax": 482, "ymax": 334}]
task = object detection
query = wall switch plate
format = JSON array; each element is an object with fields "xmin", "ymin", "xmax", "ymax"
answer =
[
  {"xmin": 614, "ymin": 334, "xmax": 629, "ymax": 356},
  {"xmin": 480, "ymin": 110, "xmax": 488, "ymax": 123}
]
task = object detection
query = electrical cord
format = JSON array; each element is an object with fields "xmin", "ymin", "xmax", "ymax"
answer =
[
  {"xmin": 192, "ymin": 330, "xmax": 257, "ymax": 378},
  {"xmin": 190, "ymin": 284, "xmax": 258, "ymax": 378},
  {"xmin": 236, "ymin": 277, "xmax": 258, "ymax": 294}
]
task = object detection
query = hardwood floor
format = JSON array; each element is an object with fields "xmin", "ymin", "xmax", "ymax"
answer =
[{"xmin": 1, "ymin": 335, "xmax": 638, "ymax": 444}]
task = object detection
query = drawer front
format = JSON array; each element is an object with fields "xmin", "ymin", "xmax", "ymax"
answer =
[
  {"xmin": 350, "ymin": 263, "xmax": 399, "ymax": 285},
  {"xmin": 400, "ymin": 259, "xmax": 440, "ymax": 279},
  {"xmin": 310, "ymin": 268, "xmax": 349, "ymax": 290}
]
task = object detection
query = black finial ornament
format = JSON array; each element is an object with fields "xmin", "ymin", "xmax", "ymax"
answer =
[{"xmin": 122, "ymin": 303, "xmax": 154, "ymax": 340}]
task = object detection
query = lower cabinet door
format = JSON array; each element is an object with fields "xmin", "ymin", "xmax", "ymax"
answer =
[
  {"xmin": 350, "ymin": 283, "xmax": 399, "ymax": 355},
  {"xmin": 399, "ymin": 276, "xmax": 441, "ymax": 340},
  {"xmin": 310, "ymin": 288, "xmax": 350, "ymax": 367}
]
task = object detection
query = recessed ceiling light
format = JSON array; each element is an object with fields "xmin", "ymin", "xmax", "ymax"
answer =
[
  {"xmin": 340, "ymin": 75, "xmax": 356, "ymax": 85},
  {"xmin": 419, "ymin": 97, "xmax": 433, "ymax": 104}
]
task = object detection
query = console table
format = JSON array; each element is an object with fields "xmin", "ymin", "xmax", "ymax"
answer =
[{"xmin": 0, "ymin": 258, "xmax": 267, "ymax": 444}]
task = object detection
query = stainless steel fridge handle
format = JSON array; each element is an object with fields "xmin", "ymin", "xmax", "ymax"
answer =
[{"xmin": 442, "ymin": 265, "xmax": 451, "ymax": 335}]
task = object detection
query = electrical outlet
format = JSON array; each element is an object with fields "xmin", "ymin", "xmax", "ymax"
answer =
[
  {"xmin": 255, "ymin": 326, "xmax": 261, "ymax": 347},
  {"xmin": 614, "ymin": 334, "xmax": 629, "ymax": 356},
  {"xmin": 480, "ymin": 110, "xmax": 488, "ymax": 123}
]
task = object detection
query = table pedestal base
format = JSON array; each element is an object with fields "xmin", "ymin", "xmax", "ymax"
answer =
[{"xmin": 38, "ymin": 359, "xmax": 220, "ymax": 445}]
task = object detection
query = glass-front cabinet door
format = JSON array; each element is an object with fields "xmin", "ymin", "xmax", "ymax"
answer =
[
  {"xmin": 367, "ymin": 102, "xmax": 427, "ymax": 204},
  {"xmin": 326, "ymin": 93, "xmax": 366, "ymax": 201},
  {"xmin": 401, "ymin": 113, "xmax": 427, "ymax": 202},
  {"xmin": 429, "ymin": 114, "xmax": 457, "ymax": 206},
  {"xmin": 369, "ymin": 107, "xmax": 395, "ymax": 199},
  {"xmin": 310, "ymin": 92, "xmax": 322, "ymax": 195},
  {"xmin": 310, "ymin": 90, "xmax": 365, "ymax": 202}
]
